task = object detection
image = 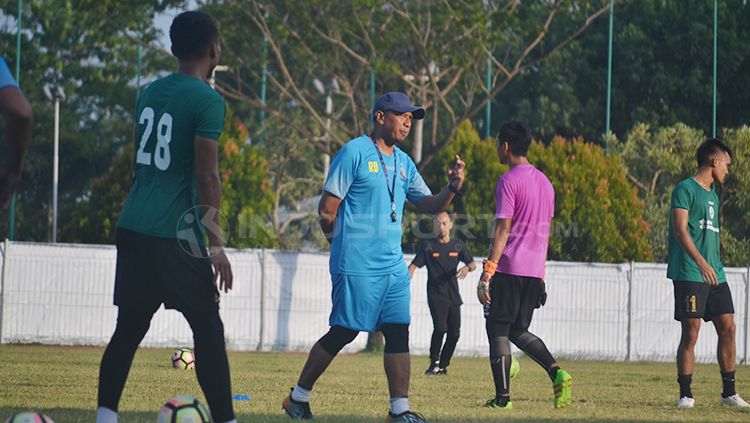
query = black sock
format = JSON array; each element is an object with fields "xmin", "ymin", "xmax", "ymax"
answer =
[
  {"xmin": 547, "ymin": 366, "xmax": 560, "ymax": 382},
  {"xmin": 678, "ymin": 374, "xmax": 693, "ymax": 398},
  {"xmin": 490, "ymin": 355, "xmax": 512, "ymax": 399},
  {"xmin": 721, "ymin": 371, "xmax": 736, "ymax": 398}
]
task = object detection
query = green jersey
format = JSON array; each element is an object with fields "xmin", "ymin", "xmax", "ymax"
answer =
[
  {"xmin": 666, "ymin": 178, "xmax": 726, "ymax": 283},
  {"xmin": 118, "ymin": 73, "xmax": 226, "ymax": 238}
]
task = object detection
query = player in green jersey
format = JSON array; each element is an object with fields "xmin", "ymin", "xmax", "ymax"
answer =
[
  {"xmin": 96, "ymin": 11, "xmax": 237, "ymax": 423},
  {"xmin": 667, "ymin": 138, "xmax": 748, "ymax": 409}
]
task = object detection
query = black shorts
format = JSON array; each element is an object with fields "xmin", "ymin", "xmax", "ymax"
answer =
[
  {"xmin": 114, "ymin": 228, "xmax": 219, "ymax": 312},
  {"xmin": 673, "ymin": 281, "xmax": 734, "ymax": 322},
  {"xmin": 487, "ymin": 273, "xmax": 544, "ymax": 329}
]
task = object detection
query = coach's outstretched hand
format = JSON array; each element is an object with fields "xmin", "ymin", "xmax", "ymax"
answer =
[
  {"xmin": 210, "ymin": 247, "xmax": 234, "ymax": 293},
  {"xmin": 447, "ymin": 154, "xmax": 465, "ymax": 190}
]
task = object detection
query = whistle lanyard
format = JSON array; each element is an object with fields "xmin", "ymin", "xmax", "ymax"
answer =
[{"xmin": 371, "ymin": 137, "xmax": 397, "ymax": 222}]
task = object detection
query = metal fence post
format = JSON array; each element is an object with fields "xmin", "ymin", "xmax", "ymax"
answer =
[
  {"xmin": 0, "ymin": 239, "xmax": 9, "ymax": 344},
  {"xmin": 745, "ymin": 266, "xmax": 750, "ymax": 364},
  {"xmin": 258, "ymin": 248, "xmax": 266, "ymax": 351},
  {"xmin": 626, "ymin": 261, "xmax": 635, "ymax": 361}
]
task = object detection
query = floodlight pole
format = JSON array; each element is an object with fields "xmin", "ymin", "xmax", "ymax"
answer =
[
  {"xmin": 712, "ymin": 0, "xmax": 717, "ymax": 138},
  {"xmin": 323, "ymin": 93, "xmax": 332, "ymax": 178},
  {"xmin": 369, "ymin": 66, "xmax": 376, "ymax": 118},
  {"xmin": 605, "ymin": 0, "xmax": 614, "ymax": 155},
  {"xmin": 52, "ymin": 98, "xmax": 59, "ymax": 243},
  {"xmin": 259, "ymin": 16, "xmax": 268, "ymax": 145},
  {"xmin": 44, "ymin": 84, "xmax": 65, "ymax": 243},
  {"xmin": 485, "ymin": 56, "xmax": 492, "ymax": 139}
]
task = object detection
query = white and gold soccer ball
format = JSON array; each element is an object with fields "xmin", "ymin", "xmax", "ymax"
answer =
[
  {"xmin": 157, "ymin": 395, "xmax": 211, "ymax": 423},
  {"xmin": 171, "ymin": 348, "xmax": 195, "ymax": 370},
  {"xmin": 4, "ymin": 412, "xmax": 55, "ymax": 423}
]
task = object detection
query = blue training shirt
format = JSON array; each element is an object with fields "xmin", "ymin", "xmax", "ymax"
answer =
[
  {"xmin": 0, "ymin": 58, "xmax": 18, "ymax": 90},
  {"xmin": 324, "ymin": 135, "xmax": 432, "ymax": 276}
]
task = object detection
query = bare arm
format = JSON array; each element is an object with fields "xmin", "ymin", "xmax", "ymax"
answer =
[
  {"xmin": 0, "ymin": 86, "xmax": 32, "ymax": 209},
  {"xmin": 408, "ymin": 263, "xmax": 417, "ymax": 279},
  {"xmin": 456, "ymin": 261, "xmax": 476, "ymax": 280},
  {"xmin": 414, "ymin": 186, "xmax": 459, "ymax": 214},
  {"xmin": 477, "ymin": 218, "xmax": 512, "ymax": 304},
  {"xmin": 487, "ymin": 218, "xmax": 512, "ymax": 263},
  {"xmin": 672, "ymin": 208, "xmax": 718, "ymax": 285},
  {"xmin": 318, "ymin": 191, "xmax": 342, "ymax": 243},
  {"xmin": 414, "ymin": 154, "xmax": 465, "ymax": 214},
  {"xmin": 195, "ymin": 135, "xmax": 233, "ymax": 292}
]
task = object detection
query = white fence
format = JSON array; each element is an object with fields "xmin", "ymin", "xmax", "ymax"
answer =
[{"xmin": 0, "ymin": 241, "xmax": 748, "ymax": 364}]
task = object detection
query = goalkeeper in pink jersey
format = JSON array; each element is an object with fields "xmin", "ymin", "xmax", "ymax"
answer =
[{"xmin": 477, "ymin": 120, "xmax": 572, "ymax": 410}]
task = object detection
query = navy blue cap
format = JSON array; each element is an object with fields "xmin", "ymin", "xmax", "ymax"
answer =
[{"xmin": 372, "ymin": 92, "xmax": 425, "ymax": 120}]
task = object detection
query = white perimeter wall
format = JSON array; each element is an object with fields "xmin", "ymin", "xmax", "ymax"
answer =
[{"xmin": 1, "ymin": 241, "xmax": 748, "ymax": 364}]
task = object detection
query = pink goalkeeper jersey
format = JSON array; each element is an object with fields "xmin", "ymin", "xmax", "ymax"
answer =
[{"xmin": 495, "ymin": 164, "xmax": 555, "ymax": 278}]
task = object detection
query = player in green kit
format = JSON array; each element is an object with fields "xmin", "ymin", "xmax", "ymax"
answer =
[
  {"xmin": 668, "ymin": 138, "xmax": 748, "ymax": 409},
  {"xmin": 96, "ymin": 11, "xmax": 237, "ymax": 423}
]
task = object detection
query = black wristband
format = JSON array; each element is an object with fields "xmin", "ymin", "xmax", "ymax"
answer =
[{"xmin": 448, "ymin": 183, "xmax": 462, "ymax": 196}]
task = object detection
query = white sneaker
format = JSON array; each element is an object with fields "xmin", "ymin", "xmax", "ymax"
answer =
[
  {"xmin": 721, "ymin": 394, "xmax": 750, "ymax": 407},
  {"xmin": 676, "ymin": 396, "xmax": 695, "ymax": 408}
]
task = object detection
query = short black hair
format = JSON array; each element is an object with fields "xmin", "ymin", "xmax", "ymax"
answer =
[
  {"xmin": 696, "ymin": 138, "xmax": 733, "ymax": 167},
  {"xmin": 170, "ymin": 11, "xmax": 219, "ymax": 61},
  {"xmin": 434, "ymin": 210, "xmax": 452, "ymax": 220},
  {"xmin": 496, "ymin": 120, "xmax": 532, "ymax": 157}
]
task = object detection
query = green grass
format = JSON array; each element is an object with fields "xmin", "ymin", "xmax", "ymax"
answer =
[{"xmin": 1, "ymin": 344, "xmax": 749, "ymax": 422}]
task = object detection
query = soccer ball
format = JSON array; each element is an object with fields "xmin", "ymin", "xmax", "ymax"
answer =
[
  {"xmin": 510, "ymin": 357, "xmax": 520, "ymax": 379},
  {"xmin": 171, "ymin": 348, "xmax": 195, "ymax": 369},
  {"xmin": 158, "ymin": 396, "xmax": 211, "ymax": 423},
  {"xmin": 4, "ymin": 412, "xmax": 55, "ymax": 423}
]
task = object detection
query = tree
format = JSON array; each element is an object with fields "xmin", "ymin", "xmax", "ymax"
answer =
[
  {"xmin": 217, "ymin": 107, "xmax": 276, "ymax": 249},
  {"xmin": 719, "ymin": 126, "xmax": 750, "ymax": 266},
  {"xmin": 0, "ymin": 0, "xmax": 186, "ymax": 241},
  {"xmin": 534, "ymin": 137, "xmax": 652, "ymax": 262},
  {"xmin": 614, "ymin": 123, "xmax": 703, "ymax": 261},
  {"xmin": 207, "ymin": 0, "xmax": 613, "ymax": 170},
  {"xmin": 497, "ymin": 0, "xmax": 750, "ymax": 142},
  {"xmin": 64, "ymin": 144, "xmax": 132, "ymax": 244}
]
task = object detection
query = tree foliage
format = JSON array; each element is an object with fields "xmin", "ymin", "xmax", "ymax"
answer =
[
  {"xmin": 218, "ymin": 107, "xmax": 276, "ymax": 249},
  {"xmin": 534, "ymin": 137, "xmax": 652, "ymax": 262},
  {"xmin": 498, "ymin": 0, "xmax": 750, "ymax": 142},
  {"xmin": 207, "ymin": 0, "xmax": 612, "ymax": 168},
  {"xmin": 0, "ymin": 0, "xmax": 186, "ymax": 241}
]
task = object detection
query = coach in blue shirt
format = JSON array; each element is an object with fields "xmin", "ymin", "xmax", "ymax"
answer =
[{"xmin": 283, "ymin": 92, "xmax": 465, "ymax": 423}]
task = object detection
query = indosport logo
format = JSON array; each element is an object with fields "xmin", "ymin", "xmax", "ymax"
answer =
[{"xmin": 176, "ymin": 206, "xmax": 230, "ymax": 258}]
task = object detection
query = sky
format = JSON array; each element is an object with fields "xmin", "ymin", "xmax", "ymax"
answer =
[{"xmin": 153, "ymin": 1, "xmax": 198, "ymax": 50}]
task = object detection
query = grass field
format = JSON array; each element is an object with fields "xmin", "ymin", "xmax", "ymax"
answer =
[{"xmin": 1, "ymin": 345, "xmax": 749, "ymax": 422}]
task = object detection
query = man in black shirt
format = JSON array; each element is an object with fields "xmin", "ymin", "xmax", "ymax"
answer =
[{"xmin": 409, "ymin": 211, "xmax": 476, "ymax": 375}]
